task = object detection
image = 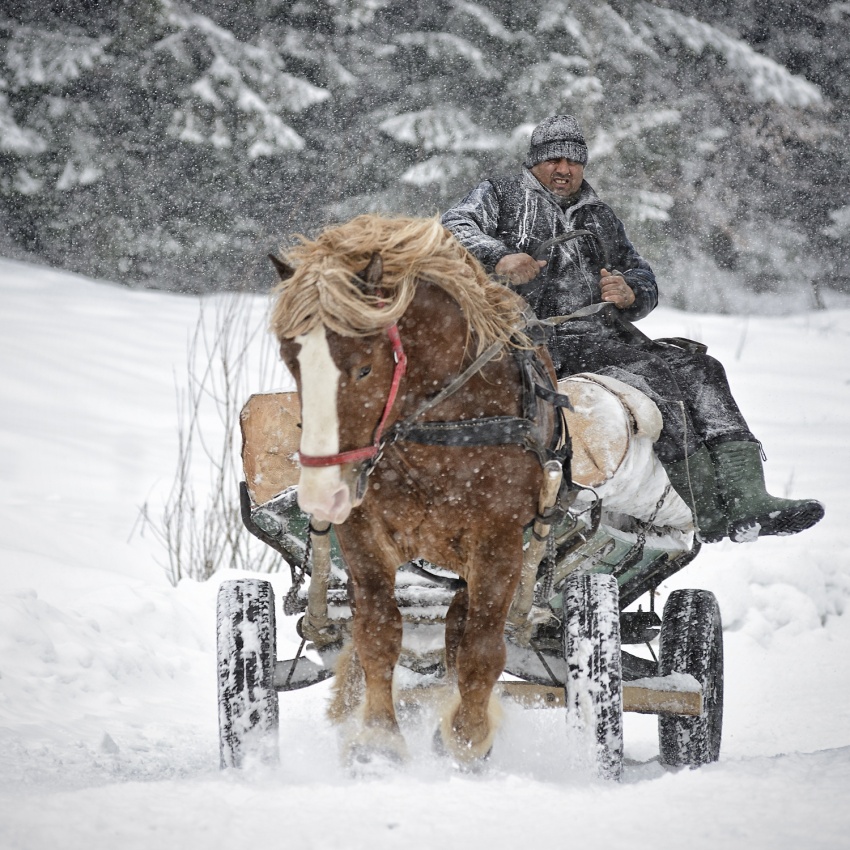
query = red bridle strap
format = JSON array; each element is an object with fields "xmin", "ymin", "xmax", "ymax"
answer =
[{"xmin": 298, "ymin": 323, "xmax": 408, "ymax": 468}]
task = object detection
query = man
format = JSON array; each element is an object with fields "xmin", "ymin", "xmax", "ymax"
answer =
[{"xmin": 441, "ymin": 114, "xmax": 823, "ymax": 542}]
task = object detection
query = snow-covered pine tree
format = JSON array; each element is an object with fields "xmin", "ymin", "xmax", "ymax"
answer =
[{"xmin": 0, "ymin": 0, "xmax": 845, "ymax": 307}]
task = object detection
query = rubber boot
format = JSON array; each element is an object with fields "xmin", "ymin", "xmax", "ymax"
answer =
[
  {"xmin": 661, "ymin": 446, "xmax": 727, "ymax": 543},
  {"xmin": 709, "ymin": 441, "xmax": 824, "ymax": 542}
]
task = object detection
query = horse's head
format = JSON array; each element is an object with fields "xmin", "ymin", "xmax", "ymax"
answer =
[{"xmin": 274, "ymin": 253, "xmax": 404, "ymax": 524}]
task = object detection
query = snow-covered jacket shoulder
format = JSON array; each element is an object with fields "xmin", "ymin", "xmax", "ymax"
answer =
[{"xmin": 441, "ymin": 170, "xmax": 658, "ymax": 322}]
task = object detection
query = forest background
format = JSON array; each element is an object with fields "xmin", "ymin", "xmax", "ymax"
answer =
[{"xmin": 2, "ymin": 0, "xmax": 848, "ymax": 313}]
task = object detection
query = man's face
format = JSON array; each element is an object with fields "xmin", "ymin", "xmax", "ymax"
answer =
[{"xmin": 530, "ymin": 157, "xmax": 584, "ymax": 198}]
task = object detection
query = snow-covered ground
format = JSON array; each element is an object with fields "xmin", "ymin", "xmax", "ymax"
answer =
[{"xmin": 1, "ymin": 257, "xmax": 848, "ymax": 849}]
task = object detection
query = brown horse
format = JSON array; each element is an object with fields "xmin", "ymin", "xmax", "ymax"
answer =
[{"xmin": 270, "ymin": 215, "xmax": 560, "ymax": 765}]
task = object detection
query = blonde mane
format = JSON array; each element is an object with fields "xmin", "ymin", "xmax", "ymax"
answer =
[{"xmin": 270, "ymin": 215, "xmax": 528, "ymax": 354}]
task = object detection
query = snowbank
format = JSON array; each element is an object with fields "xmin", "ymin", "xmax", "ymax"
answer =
[{"xmin": 1, "ymin": 258, "xmax": 848, "ymax": 848}]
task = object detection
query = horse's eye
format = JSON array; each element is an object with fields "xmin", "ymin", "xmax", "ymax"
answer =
[{"xmin": 357, "ymin": 365, "xmax": 372, "ymax": 380}]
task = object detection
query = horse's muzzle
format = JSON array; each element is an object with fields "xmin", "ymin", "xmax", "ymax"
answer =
[{"xmin": 297, "ymin": 468, "xmax": 356, "ymax": 524}]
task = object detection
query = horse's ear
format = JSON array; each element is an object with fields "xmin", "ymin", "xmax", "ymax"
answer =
[
  {"xmin": 268, "ymin": 253, "xmax": 295, "ymax": 282},
  {"xmin": 356, "ymin": 252, "xmax": 383, "ymax": 292}
]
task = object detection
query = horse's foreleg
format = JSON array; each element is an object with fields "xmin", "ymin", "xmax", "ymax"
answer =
[
  {"xmin": 327, "ymin": 641, "xmax": 364, "ymax": 724},
  {"xmin": 441, "ymin": 543, "xmax": 522, "ymax": 763},
  {"xmin": 444, "ymin": 583, "xmax": 469, "ymax": 681},
  {"xmin": 346, "ymin": 563, "xmax": 407, "ymax": 762}
]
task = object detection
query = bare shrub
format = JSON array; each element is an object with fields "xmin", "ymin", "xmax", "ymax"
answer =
[{"xmin": 141, "ymin": 293, "xmax": 288, "ymax": 585}]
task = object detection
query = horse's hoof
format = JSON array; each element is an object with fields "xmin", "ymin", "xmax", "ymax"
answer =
[
  {"xmin": 347, "ymin": 744, "xmax": 405, "ymax": 777},
  {"xmin": 434, "ymin": 689, "xmax": 502, "ymax": 768},
  {"xmin": 344, "ymin": 725, "xmax": 409, "ymax": 775},
  {"xmin": 455, "ymin": 749, "xmax": 491, "ymax": 775},
  {"xmin": 432, "ymin": 728, "xmax": 492, "ymax": 772}
]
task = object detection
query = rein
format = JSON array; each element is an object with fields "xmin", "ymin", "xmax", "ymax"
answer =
[{"xmin": 395, "ymin": 338, "xmax": 505, "ymax": 428}]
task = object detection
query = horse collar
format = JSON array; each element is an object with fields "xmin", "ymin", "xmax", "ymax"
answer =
[{"xmin": 298, "ymin": 323, "xmax": 407, "ymax": 469}]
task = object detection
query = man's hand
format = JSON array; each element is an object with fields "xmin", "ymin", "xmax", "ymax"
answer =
[
  {"xmin": 600, "ymin": 268, "xmax": 635, "ymax": 309},
  {"xmin": 494, "ymin": 253, "xmax": 546, "ymax": 285}
]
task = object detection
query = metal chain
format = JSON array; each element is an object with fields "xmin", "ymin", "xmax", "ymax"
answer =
[
  {"xmin": 283, "ymin": 534, "xmax": 310, "ymax": 616},
  {"xmin": 534, "ymin": 529, "xmax": 557, "ymax": 606},
  {"xmin": 617, "ymin": 483, "xmax": 672, "ymax": 573},
  {"xmin": 637, "ymin": 483, "xmax": 672, "ymax": 550}
]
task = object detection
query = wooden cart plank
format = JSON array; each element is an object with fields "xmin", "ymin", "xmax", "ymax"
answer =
[
  {"xmin": 623, "ymin": 685, "xmax": 702, "ymax": 717},
  {"xmin": 395, "ymin": 679, "xmax": 702, "ymax": 716},
  {"xmin": 240, "ymin": 392, "xmax": 301, "ymax": 505}
]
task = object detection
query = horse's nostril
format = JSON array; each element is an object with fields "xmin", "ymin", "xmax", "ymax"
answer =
[
  {"xmin": 329, "ymin": 488, "xmax": 350, "ymax": 517},
  {"xmin": 297, "ymin": 479, "xmax": 352, "ymax": 524}
]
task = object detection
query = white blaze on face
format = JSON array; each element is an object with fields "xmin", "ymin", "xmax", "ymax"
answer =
[{"xmin": 295, "ymin": 324, "xmax": 353, "ymax": 524}]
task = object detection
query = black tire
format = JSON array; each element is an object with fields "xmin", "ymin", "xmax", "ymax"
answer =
[
  {"xmin": 563, "ymin": 572, "xmax": 624, "ymax": 781},
  {"xmin": 658, "ymin": 589, "xmax": 723, "ymax": 767},
  {"xmin": 217, "ymin": 579, "xmax": 279, "ymax": 768}
]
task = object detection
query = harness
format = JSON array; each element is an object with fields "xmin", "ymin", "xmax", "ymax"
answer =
[
  {"xmin": 298, "ymin": 323, "xmax": 407, "ymax": 469},
  {"xmin": 394, "ymin": 326, "xmax": 570, "ymax": 468},
  {"xmin": 297, "ymin": 316, "xmax": 573, "ymax": 504}
]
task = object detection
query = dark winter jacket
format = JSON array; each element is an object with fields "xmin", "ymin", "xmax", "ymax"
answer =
[
  {"xmin": 441, "ymin": 169, "xmax": 658, "ymax": 323},
  {"xmin": 441, "ymin": 170, "xmax": 757, "ymax": 460}
]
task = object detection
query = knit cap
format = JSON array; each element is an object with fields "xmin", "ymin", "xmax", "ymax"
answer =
[{"xmin": 524, "ymin": 115, "xmax": 588, "ymax": 167}]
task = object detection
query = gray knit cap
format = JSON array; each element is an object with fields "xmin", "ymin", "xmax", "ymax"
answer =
[{"xmin": 524, "ymin": 115, "xmax": 588, "ymax": 168}]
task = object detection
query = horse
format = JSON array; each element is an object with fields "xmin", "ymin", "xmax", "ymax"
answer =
[{"xmin": 269, "ymin": 215, "xmax": 564, "ymax": 766}]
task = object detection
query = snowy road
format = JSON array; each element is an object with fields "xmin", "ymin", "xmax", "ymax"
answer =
[{"xmin": 1, "ymin": 258, "xmax": 848, "ymax": 849}]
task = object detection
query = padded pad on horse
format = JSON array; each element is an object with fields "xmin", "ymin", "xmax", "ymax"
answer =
[{"xmin": 240, "ymin": 392, "xmax": 301, "ymax": 505}]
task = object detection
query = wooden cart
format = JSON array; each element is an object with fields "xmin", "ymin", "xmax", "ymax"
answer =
[{"xmin": 216, "ymin": 391, "xmax": 724, "ymax": 779}]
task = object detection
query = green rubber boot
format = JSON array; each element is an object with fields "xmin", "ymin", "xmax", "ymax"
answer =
[
  {"xmin": 710, "ymin": 441, "xmax": 824, "ymax": 542},
  {"xmin": 661, "ymin": 446, "xmax": 728, "ymax": 543}
]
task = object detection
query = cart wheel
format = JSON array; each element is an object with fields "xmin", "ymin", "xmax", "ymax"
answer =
[
  {"xmin": 217, "ymin": 579, "xmax": 279, "ymax": 768},
  {"xmin": 658, "ymin": 589, "xmax": 723, "ymax": 767},
  {"xmin": 563, "ymin": 572, "xmax": 623, "ymax": 781}
]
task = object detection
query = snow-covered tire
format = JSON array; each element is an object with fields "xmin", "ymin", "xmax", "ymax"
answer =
[
  {"xmin": 217, "ymin": 579, "xmax": 279, "ymax": 768},
  {"xmin": 563, "ymin": 572, "xmax": 624, "ymax": 781},
  {"xmin": 658, "ymin": 589, "xmax": 723, "ymax": 768}
]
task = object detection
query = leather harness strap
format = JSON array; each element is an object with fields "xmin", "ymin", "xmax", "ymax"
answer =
[
  {"xmin": 298, "ymin": 322, "xmax": 408, "ymax": 468},
  {"xmin": 392, "ymin": 340, "xmax": 571, "ymax": 469},
  {"xmin": 296, "ymin": 318, "xmax": 571, "ymax": 476}
]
